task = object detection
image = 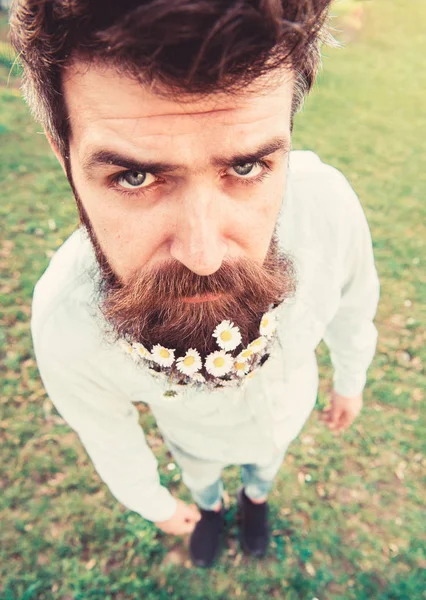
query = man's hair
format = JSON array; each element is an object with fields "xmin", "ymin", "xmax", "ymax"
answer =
[{"xmin": 10, "ymin": 0, "xmax": 333, "ymax": 157}]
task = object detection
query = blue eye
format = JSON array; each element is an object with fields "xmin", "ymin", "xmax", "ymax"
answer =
[
  {"xmin": 233, "ymin": 163, "xmax": 258, "ymax": 176},
  {"xmin": 116, "ymin": 171, "xmax": 156, "ymax": 189},
  {"xmin": 229, "ymin": 161, "xmax": 270, "ymax": 182},
  {"xmin": 231, "ymin": 161, "xmax": 269, "ymax": 181},
  {"xmin": 122, "ymin": 171, "xmax": 146, "ymax": 186}
]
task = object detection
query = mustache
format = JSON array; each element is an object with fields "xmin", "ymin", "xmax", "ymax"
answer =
[
  {"xmin": 99, "ymin": 249, "xmax": 297, "ymax": 355},
  {"xmin": 111, "ymin": 254, "xmax": 291, "ymax": 302}
]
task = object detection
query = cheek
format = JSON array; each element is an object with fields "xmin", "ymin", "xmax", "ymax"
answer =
[
  {"xmin": 93, "ymin": 202, "xmax": 167, "ymax": 275},
  {"xmin": 227, "ymin": 186, "xmax": 283, "ymax": 261},
  {"xmin": 254, "ymin": 177, "xmax": 286, "ymax": 257},
  {"xmin": 71, "ymin": 165, "xmax": 166, "ymax": 275},
  {"xmin": 248, "ymin": 171, "xmax": 286, "ymax": 223}
]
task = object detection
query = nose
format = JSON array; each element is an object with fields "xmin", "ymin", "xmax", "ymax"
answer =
[{"xmin": 169, "ymin": 186, "xmax": 228, "ymax": 276}]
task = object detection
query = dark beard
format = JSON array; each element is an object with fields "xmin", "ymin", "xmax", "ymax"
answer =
[{"xmin": 66, "ymin": 159, "xmax": 298, "ymax": 373}]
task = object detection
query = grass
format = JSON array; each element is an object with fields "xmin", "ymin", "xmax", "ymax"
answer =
[{"xmin": 1, "ymin": 1, "xmax": 425, "ymax": 598}]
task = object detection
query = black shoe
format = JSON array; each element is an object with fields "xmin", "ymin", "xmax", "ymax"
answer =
[
  {"xmin": 237, "ymin": 486, "xmax": 270, "ymax": 557},
  {"xmin": 189, "ymin": 504, "xmax": 226, "ymax": 568}
]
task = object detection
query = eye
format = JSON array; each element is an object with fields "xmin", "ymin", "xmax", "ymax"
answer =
[
  {"xmin": 116, "ymin": 170, "xmax": 157, "ymax": 189},
  {"xmin": 229, "ymin": 162, "xmax": 264, "ymax": 178}
]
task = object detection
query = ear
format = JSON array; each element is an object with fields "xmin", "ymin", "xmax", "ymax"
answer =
[{"xmin": 44, "ymin": 130, "xmax": 67, "ymax": 175}]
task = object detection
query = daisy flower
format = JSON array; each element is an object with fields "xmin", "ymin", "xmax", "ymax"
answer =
[
  {"xmin": 205, "ymin": 350, "xmax": 233, "ymax": 377},
  {"xmin": 119, "ymin": 339, "xmax": 134, "ymax": 355},
  {"xmin": 119, "ymin": 339, "xmax": 139, "ymax": 362},
  {"xmin": 233, "ymin": 360, "xmax": 250, "ymax": 378},
  {"xmin": 212, "ymin": 320, "xmax": 242, "ymax": 351},
  {"xmin": 132, "ymin": 342, "xmax": 151, "ymax": 360},
  {"xmin": 237, "ymin": 347, "xmax": 254, "ymax": 362},
  {"xmin": 151, "ymin": 345, "xmax": 175, "ymax": 367},
  {"xmin": 259, "ymin": 312, "xmax": 277, "ymax": 337},
  {"xmin": 176, "ymin": 348, "xmax": 202, "ymax": 376},
  {"xmin": 248, "ymin": 336, "xmax": 267, "ymax": 353}
]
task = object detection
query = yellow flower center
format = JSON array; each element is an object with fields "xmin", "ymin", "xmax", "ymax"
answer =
[
  {"xmin": 234, "ymin": 361, "xmax": 246, "ymax": 371},
  {"xmin": 213, "ymin": 357, "xmax": 225, "ymax": 368},
  {"xmin": 241, "ymin": 349, "xmax": 253, "ymax": 358},
  {"xmin": 220, "ymin": 330, "xmax": 232, "ymax": 342},
  {"xmin": 183, "ymin": 355, "xmax": 195, "ymax": 367},
  {"xmin": 160, "ymin": 348, "xmax": 170, "ymax": 359},
  {"xmin": 261, "ymin": 317, "xmax": 269, "ymax": 328},
  {"xmin": 250, "ymin": 338, "xmax": 262, "ymax": 347}
]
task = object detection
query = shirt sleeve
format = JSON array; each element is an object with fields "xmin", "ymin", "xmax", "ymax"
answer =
[
  {"xmin": 31, "ymin": 319, "xmax": 178, "ymax": 523},
  {"xmin": 322, "ymin": 181, "xmax": 381, "ymax": 397}
]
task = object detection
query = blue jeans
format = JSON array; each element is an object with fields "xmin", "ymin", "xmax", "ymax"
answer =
[{"xmin": 163, "ymin": 437, "xmax": 289, "ymax": 510}]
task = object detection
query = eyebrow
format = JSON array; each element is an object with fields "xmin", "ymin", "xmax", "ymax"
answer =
[{"xmin": 82, "ymin": 136, "xmax": 290, "ymax": 178}]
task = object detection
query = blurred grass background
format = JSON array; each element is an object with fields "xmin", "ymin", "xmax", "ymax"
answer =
[{"xmin": 0, "ymin": 1, "xmax": 425, "ymax": 599}]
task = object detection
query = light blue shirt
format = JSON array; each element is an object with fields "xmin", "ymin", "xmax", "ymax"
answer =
[{"xmin": 31, "ymin": 151, "xmax": 380, "ymax": 522}]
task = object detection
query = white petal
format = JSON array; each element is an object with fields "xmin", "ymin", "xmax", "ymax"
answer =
[
  {"xmin": 119, "ymin": 339, "xmax": 134, "ymax": 354},
  {"xmin": 151, "ymin": 345, "xmax": 175, "ymax": 367},
  {"xmin": 213, "ymin": 321, "xmax": 242, "ymax": 351},
  {"xmin": 176, "ymin": 348, "xmax": 202, "ymax": 375},
  {"xmin": 213, "ymin": 320, "xmax": 235, "ymax": 336},
  {"xmin": 248, "ymin": 336, "xmax": 267, "ymax": 353},
  {"xmin": 234, "ymin": 360, "xmax": 250, "ymax": 377},
  {"xmin": 205, "ymin": 351, "xmax": 233, "ymax": 377},
  {"xmin": 132, "ymin": 342, "xmax": 151, "ymax": 359},
  {"xmin": 217, "ymin": 331, "xmax": 242, "ymax": 351},
  {"xmin": 237, "ymin": 348, "xmax": 254, "ymax": 362},
  {"xmin": 259, "ymin": 312, "xmax": 277, "ymax": 337}
]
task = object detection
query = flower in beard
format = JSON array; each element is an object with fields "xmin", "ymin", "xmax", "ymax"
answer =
[
  {"xmin": 247, "ymin": 336, "xmax": 268, "ymax": 353},
  {"xmin": 233, "ymin": 359, "xmax": 250, "ymax": 377},
  {"xmin": 237, "ymin": 347, "xmax": 254, "ymax": 362},
  {"xmin": 132, "ymin": 342, "xmax": 151, "ymax": 360},
  {"xmin": 212, "ymin": 320, "xmax": 242, "ymax": 352},
  {"xmin": 151, "ymin": 344, "xmax": 175, "ymax": 367},
  {"xmin": 119, "ymin": 339, "xmax": 139, "ymax": 362},
  {"xmin": 176, "ymin": 348, "xmax": 202, "ymax": 376},
  {"xmin": 259, "ymin": 311, "xmax": 277, "ymax": 337},
  {"xmin": 205, "ymin": 350, "xmax": 233, "ymax": 377}
]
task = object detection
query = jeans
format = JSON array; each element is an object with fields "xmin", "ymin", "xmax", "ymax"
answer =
[{"xmin": 163, "ymin": 436, "xmax": 290, "ymax": 510}]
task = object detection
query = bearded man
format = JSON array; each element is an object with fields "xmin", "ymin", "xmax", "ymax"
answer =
[{"xmin": 10, "ymin": 0, "xmax": 380, "ymax": 568}]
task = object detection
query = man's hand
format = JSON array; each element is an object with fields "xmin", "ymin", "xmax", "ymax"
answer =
[
  {"xmin": 320, "ymin": 389, "xmax": 363, "ymax": 432},
  {"xmin": 154, "ymin": 498, "xmax": 201, "ymax": 536}
]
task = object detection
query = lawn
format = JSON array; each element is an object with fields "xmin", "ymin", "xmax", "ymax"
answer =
[{"xmin": 0, "ymin": 1, "xmax": 425, "ymax": 599}]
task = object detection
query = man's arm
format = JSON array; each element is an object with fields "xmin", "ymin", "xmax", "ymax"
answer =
[
  {"xmin": 31, "ymin": 324, "xmax": 177, "ymax": 523},
  {"xmin": 322, "ymin": 180, "xmax": 380, "ymax": 398}
]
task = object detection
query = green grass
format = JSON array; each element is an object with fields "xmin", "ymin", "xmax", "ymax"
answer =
[{"xmin": 1, "ymin": 1, "xmax": 425, "ymax": 598}]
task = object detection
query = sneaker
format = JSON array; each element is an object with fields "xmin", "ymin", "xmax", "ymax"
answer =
[
  {"xmin": 189, "ymin": 504, "xmax": 226, "ymax": 568},
  {"xmin": 237, "ymin": 486, "xmax": 270, "ymax": 557}
]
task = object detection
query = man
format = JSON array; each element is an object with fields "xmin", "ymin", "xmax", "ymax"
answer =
[{"xmin": 10, "ymin": 0, "xmax": 380, "ymax": 568}]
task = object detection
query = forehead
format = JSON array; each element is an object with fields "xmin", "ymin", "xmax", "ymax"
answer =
[{"xmin": 63, "ymin": 64, "xmax": 293, "ymax": 157}]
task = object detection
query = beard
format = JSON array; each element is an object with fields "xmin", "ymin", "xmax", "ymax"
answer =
[
  {"xmin": 97, "ymin": 235, "xmax": 297, "ymax": 358},
  {"xmin": 67, "ymin": 165, "xmax": 298, "ymax": 374}
]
